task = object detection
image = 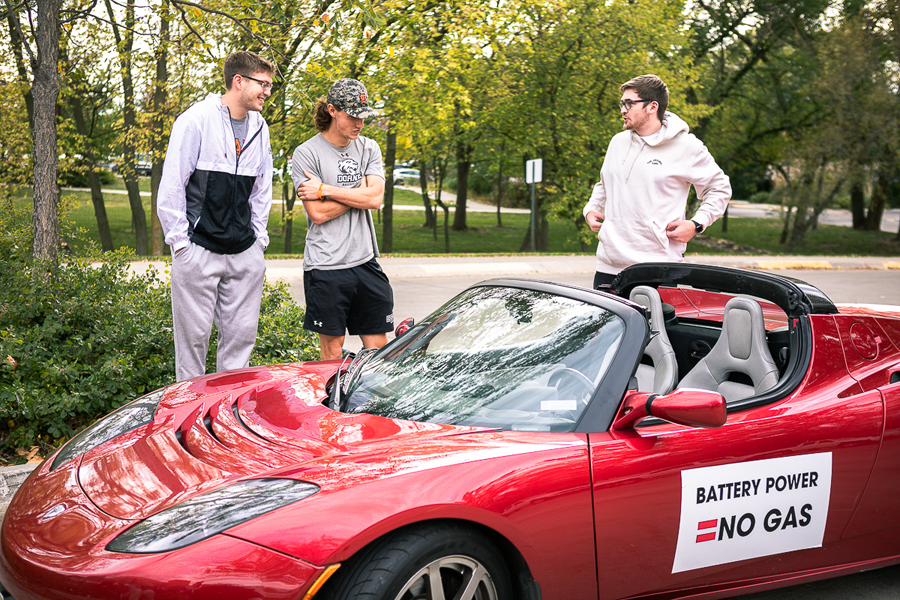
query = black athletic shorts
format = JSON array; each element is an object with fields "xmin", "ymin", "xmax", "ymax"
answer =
[{"xmin": 303, "ymin": 258, "xmax": 394, "ymax": 336}]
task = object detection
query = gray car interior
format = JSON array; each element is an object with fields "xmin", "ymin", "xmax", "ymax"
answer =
[
  {"xmin": 676, "ymin": 296, "xmax": 781, "ymax": 403},
  {"xmin": 629, "ymin": 285, "xmax": 678, "ymax": 394}
]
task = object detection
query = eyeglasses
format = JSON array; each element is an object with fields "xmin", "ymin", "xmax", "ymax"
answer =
[
  {"xmin": 619, "ymin": 98, "xmax": 652, "ymax": 111},
  {"xmin": 240, "ymin": 74, "xmax": 273, "ymax": 91}
]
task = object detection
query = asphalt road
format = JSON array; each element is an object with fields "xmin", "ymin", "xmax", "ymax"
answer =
[{"xmin": 277, "ymin": 257, "xmax": 900, "ymax": 354}]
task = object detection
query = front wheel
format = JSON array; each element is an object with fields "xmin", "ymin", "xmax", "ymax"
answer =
[{"xmin": 323, "ymin": 523, "xmax": 512, "ymax": 600}]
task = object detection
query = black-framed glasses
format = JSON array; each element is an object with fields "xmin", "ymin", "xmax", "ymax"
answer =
[
  {"xmin": 240, "ymin": 74, "xmax": 273, "ymax": 91},
  {"xmin": 619, "ymin": 98, "xmax": 652, "ymax": 111}
]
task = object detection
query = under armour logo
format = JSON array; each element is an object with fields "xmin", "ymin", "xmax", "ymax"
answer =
[{"xmin": 314, "ymin": 320, "xmax": 323, "ymax": 327}]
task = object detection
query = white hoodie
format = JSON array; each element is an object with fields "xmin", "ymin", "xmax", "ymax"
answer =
[{"xmin": 583, "ymin": 112, "xmax": 731, "ymax": 274}]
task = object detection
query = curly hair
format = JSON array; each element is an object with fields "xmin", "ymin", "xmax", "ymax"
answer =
[{"xmin": 313, "ymin": 97, "xmax": 332, "ymax": 132}]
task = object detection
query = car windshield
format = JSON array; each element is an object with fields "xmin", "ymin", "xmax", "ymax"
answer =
[{"xmin": 342, "ymin": 286, "xmax": 625, "ymax": 431}]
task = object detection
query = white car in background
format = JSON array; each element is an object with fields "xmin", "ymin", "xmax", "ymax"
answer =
[{"xmin": 392, "ymin": 167, "xmax": 420, "ymax": 185}]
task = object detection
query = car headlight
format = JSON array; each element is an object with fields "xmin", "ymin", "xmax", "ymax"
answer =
[
  {"xmin": 106, "ymin": 478, "xmax": 320, "ymax": 553},
  {"xmin": 50, "ymin": 388, "xmax": 166, "ymax": 471}
]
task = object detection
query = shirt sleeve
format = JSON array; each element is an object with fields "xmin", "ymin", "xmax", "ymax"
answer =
[
  {"xmin": 157, "ymin": 112, "xmax": 199, "ymax": 252},
  {"xmin": 583, "ymin": 179, "xmax": 607, "ymax": 218},
  {"xmin": 291, "ymin": 142, "xmax": 318, "ymax": 189},
  {"xmin": 689, "ymin": 142, "xmax": 732, "ymax": 229},
  {"xmin": 363, "ymin": 138, "xmax": 385, "ymax": 180}
]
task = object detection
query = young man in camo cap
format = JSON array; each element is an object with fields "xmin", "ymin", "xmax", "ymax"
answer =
[{"xmin": 291, "ymin": 78, "xmax": 394, "ymax": 360}]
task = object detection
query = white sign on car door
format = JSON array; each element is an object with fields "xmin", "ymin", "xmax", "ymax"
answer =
[{"xmin": 673, "ymin": 452, "xmax": 833, "ymax": 573}]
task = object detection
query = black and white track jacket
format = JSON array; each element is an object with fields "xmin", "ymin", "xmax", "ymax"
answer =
[{"xmin": 158, "ymin": 93, "xmax": 273, "ymax": 255}]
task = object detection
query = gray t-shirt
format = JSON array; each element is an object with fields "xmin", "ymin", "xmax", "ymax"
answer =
[
  {"xmin": 291, "ymin": 134, "xmax": 385, "ymax": 270},
  {"xmin": 231, "ymin": 115, "xmax": 248, "ymax": 152}
]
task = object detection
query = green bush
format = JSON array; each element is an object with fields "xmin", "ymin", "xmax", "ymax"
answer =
[{"xmin": 0, "ymin": 200, "xmax": 319, "ymax": 462}]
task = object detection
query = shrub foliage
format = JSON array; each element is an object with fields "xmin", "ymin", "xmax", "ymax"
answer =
[{"xmin": 0, "ymin": 199, "xmax": 319, "ymax": 462}]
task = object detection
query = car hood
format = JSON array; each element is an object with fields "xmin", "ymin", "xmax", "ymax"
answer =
[{"xmin": 76, "ymin": 363, "xmax": 503, "ymax": 520}]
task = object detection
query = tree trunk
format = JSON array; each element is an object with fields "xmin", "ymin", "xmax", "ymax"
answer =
[
  {"xmin": 418, "ymin": 159, "xmax": 435, "ymax": 228},
  {"xmin": 283, "ymin": 181, "xmax": 296, "ymax": 254},
  {"xmin": 31, "ymin": 0, "xmax": 62, "ymax": 267},
  {"xmin": 67, "ymin": 93, "xmax": 114, "ymax": 251},
  {"xmin": 452, "ymin": 138, "xmax": 471, "ymax": 231},
  {"xmin": 105, "ymin": 0, "xmax": 148, "ymax": 255},
  {"xmin": 865, "ymin": 162, "xmax": 890, "ymax": 232},
  {"xmin": 495, "ymin": 159, "xmax": 503, "ymax": 227},
  {"xmin": 149, "ymin": 1, "xmax": 169, "ymax": 256},
  {"xmin": 850, "ymin": 180, "xmax": 866, "ymax": 230},
  {"xmin": 382, "ymin": 127, "xmax": 396, "ymax": 253},
  {"xmin": 433, "ymin": 158, "xmax": 450, "ymax": 251}
]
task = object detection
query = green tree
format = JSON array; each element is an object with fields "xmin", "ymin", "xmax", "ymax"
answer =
[{"xmin": 493, "ymin": 0, "xmax": 697, "ymax": 250}]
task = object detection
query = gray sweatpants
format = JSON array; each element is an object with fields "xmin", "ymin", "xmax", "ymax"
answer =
[{"xmin": 170, "ymin": 241, "xmax": 266, "ymax": 381}]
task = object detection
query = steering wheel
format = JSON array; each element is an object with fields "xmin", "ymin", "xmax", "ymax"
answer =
[{"xmin": 548, "ymin": 368, "xmax": 595, "ymax": 402}]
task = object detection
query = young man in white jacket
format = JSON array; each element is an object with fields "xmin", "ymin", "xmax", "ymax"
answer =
[
  {"xmin": 158, "ymin": 51, "xmax": 275, "ymax": 381},
  {"xmin": 583, "ymin": 74, "xmax": 731, "ymax": 289}
]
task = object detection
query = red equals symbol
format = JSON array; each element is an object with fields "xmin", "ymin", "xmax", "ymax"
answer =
[{"xmin": 696, "ymin": 519, "xmax": 718, "ymax": 543}]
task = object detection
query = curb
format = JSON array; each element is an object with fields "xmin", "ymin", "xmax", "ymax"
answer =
[{"xmin": 0, "ymin": 463, "xmax": 38, "ymax": 519}]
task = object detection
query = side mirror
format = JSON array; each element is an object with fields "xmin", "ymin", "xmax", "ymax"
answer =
[
  {"xmin": 395, "ymin": 317, "xmax": 414, "ymax": 337},
  {"xmin": 612, "ymin": 388, "xmax": 727, "ymax": 431}
]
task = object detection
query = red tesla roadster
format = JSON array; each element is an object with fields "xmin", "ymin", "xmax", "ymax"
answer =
[{"xmin": 1, "ymin": 263, "xmax": 899, "ymax": 600}]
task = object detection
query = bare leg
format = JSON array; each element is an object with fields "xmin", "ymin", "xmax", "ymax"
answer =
[
  {"xmin": 360, "ymin": 333, "xmax": 389, "ymax": 351},
  {"xmin": 318, "ymin": 333, "xmax": 346, "ymax": 361}
]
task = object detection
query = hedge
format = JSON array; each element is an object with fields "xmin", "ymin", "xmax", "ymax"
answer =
[{"xmin": 0, "ymin": 198, "xmax": 319, "ymax": 462}]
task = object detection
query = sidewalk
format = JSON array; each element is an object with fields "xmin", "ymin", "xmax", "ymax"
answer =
[{"xmin": 128, "ymin": 253, "xmax": 900, "ymax": 283}]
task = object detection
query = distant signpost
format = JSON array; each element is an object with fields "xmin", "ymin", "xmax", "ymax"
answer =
[{"xmin": 525, "ymin": 159, "xmax": 542, "ymax": 252}]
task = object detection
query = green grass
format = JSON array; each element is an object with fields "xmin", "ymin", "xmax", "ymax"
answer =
[
  {"xmin": 698, "ymin": 216, "xmax": 899, "ymax": 256},
  {"xmin": 11, "ymin": 183, "xmax": 900, "ymax": 257}
]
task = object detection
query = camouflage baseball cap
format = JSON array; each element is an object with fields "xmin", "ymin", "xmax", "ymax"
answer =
[{"xmin": 327, "ymin": 78, "xmax": 381, "ymax": 119}]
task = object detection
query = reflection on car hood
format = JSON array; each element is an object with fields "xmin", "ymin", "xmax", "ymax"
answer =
[{"xmin": 77, "ymin": 363, "xmax": 499, "ymax": 520}]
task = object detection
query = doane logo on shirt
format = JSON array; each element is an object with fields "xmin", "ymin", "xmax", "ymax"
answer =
[{"xmin": 337, "ymin": 158, "xmax": 362, "ymax": 184}]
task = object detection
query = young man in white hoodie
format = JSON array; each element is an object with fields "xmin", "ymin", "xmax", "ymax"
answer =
[
  {"xmin": 583, "ymin": 74, "xmax": 731, "ymax": 288},
  {"xmin": 158, "ymin": 51, "xmax": 275, "ymax": 381}
]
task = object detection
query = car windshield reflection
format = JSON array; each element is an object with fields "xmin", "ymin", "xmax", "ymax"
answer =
[{"xmin": 343, "ymin": 286, "xmax": 625, "ymax": 431}]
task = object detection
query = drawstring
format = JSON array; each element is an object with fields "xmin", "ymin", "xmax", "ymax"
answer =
[{"xmin": 623, "ymin": 134, "xmax": 646, "ymax": 183}]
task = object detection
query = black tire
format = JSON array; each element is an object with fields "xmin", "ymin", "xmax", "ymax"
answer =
[{"xmin": 324, "ymin": 523, "xmax": 513, "ymax": 600}]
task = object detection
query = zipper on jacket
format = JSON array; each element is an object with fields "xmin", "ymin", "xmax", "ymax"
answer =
[{"xmin": 223, "ymin": 106, "xmax": 260, "ymax": 248}]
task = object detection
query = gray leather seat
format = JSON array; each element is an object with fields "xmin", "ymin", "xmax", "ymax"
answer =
[
  {"xmin": 678, "ymin": 297, "xmax": 780, "ymax": 403},
  {"xmin": 629, "ymin": 286, "xmax": 677, "ymax": 394}
]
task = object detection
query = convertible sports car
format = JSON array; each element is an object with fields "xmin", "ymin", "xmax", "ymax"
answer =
[{"xmin": 2, "ymin": 263, "xmax": 900, "ymax": 600}]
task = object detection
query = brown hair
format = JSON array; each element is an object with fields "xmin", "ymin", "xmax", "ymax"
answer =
[
  {"xmin": 313, "ymin": 97, "xmax": 332, "ymax": 132},
  {"xmin": 223, "ymin": 51, "xmax": 275, "ymax": 90},
  {"xmin": 620, "ymin": 74, "xmax": 669, "ymax": 121}
]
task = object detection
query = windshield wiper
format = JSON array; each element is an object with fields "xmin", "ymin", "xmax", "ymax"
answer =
[
  {"xmin": 328, "ymin": 347, "xmax": 380, "ymax": 412},
  {"xmin": 327, "ymin": 355, "xmax": 352, "ymax": 411}
]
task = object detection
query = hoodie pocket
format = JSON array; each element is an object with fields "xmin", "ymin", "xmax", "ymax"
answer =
[{"xmin": 598, "ymin": 217, "xmax": 670, "ymax": 268}]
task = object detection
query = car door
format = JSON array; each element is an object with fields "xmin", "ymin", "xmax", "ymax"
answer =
[
  {"xmin": 586, "ymin": 316, "xmax": 883, "ymax": 600},
  {"xmin": 836, "ymin": 313, "xmax": 900, "ymax": 538}
]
